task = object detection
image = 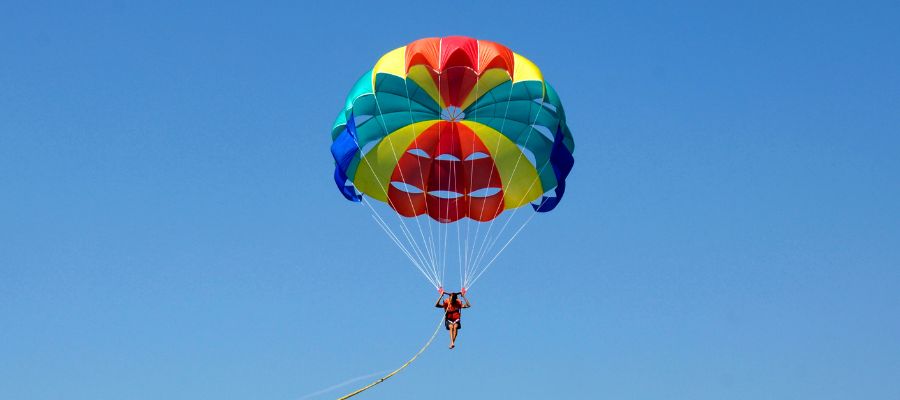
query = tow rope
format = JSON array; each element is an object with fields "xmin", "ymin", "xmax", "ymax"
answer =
[{"xmin": 337, "ymin": 316, "xmax": 444, "ymax": 399}]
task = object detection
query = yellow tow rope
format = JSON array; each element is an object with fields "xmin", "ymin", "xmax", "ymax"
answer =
[{"xmin": 337, "ymin": 317, "xmax": 444, "ymax": 399}]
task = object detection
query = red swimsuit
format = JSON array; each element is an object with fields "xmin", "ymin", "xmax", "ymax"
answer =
[{"xmin": 444, "ymin": 299, "xmax": 462, "ymax": 321}]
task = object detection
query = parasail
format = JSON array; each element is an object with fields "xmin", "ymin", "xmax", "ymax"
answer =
[{"xmin": 330, "ymin": 36, "xmax": 574, "ymax": 291}]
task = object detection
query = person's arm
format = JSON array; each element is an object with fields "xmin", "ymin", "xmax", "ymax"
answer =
[
  {"xmin": 460, "ymin": 293, "xmax": 471, "ymax": 308},
  {"xmin": 435, "ymin": 293, "xmax": 446, "ymax": 308}
]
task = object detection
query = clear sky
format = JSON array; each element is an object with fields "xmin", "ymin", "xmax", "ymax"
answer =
[{"xmin": 2, "ymin": 1, "xmax": 898, "ymax": 399}]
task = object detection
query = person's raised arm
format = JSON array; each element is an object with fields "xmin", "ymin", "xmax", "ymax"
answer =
[
  {"xmin": 435, "ymin": 288, "xmax": 446, "ymax": 307},
  {"xmin": 460, "ymin": 292, "xmax": 471, "ymax": 308}
]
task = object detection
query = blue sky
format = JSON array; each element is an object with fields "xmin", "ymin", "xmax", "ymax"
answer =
[{"xmin": 2, "ymin": 1, "xmax": 898, "ymax": 399}]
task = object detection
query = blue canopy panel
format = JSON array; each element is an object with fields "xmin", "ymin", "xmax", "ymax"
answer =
[
  {"xmin": 532, "ymin": 123, "xmax": 575, "ymax": 212},
  {"xmin": 331, "ymin": 113, "xmax": 362, "ymax": 202}
]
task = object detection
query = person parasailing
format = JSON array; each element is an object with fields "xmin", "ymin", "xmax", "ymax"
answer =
[{"xmin": 435, "ymin": 288, "xmax": 470, "ymax": 349}]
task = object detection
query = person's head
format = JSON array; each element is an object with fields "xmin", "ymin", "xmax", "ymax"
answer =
[{"xmin": 449, "ymin": 292, "xmax": 458, "ymax": 302}]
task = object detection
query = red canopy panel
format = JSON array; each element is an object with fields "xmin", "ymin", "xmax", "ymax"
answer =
[{"xmin": 387, "ymin": 122, "xmax": 504, "ymax": 222}]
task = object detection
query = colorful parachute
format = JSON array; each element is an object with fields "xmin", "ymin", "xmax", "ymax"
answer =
[
  {"xmin": 330, "ymin": 36, "xmax": 574, "ymax": 289},
  {"xmin": 331, "ymin": 36, "xmax": 574, "ymax": 222}
]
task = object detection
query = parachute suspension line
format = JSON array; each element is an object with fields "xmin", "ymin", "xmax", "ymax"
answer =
[
  {"xmin": 442, "ymin": 211, "xmax": 449, "ymax": 285},
  {"xmin": 364, "ymin": 198, "xmax": 439, "ymax": 288},
  {"xmin": 353, "ymin": 168, "xmax": 435, "ymax": 283},
  {"xmin": 467, "ymin": 144, "xmax": 550, "ymax": 287},
  {"xmin": 436, "ymin": 39, "xmax": 446, "ymax": 287},
  {"xmin": 371, "ymin": 90, "xmax": 437, "ymax": 273},
  {"xmin": 465, "ymin": 80, "xmax": 548, "ymax": 289},
  {"xmin": 468, "ymin": 210, "xmax": 537, "ymax": 289},
  {"xmin": 464, "ymin": 210, "xmax": 510, "ymax": 288},
  {"xmin": 400, "ymin": 64, "xmax": 442, "ymax": 288},
  {"xmin": 469, "ymin": 152, "xmax": 555, "ymax": 277},
  {"xmin": 460, "ymin": 74, "xmax": 478, "ymax": 289},
  {"xmin": 469, "ymin": 209, "xmax": 518, "ymax": 281},
  {"xmin": 465, "ymin": 74, "xmax": 521, "ymax": 286},
  {"xmin": 460, "ymin": 68, "xmax": 486, "ymax": 288},
  {"xmin": 442, "ymin": 118, "xmax": 455, "ymax": 286},
  {"xmin": 465, "ymin": 72, "xmax": 524, "ymax": 288},
  {"xmin": 348, "ymin": 112, "xmax": 438, "ymax": 287},
  {"xmin": 363, "ymin": 189, "xmax": 435, "ymax": 284},
  {"xmin": 351, "ymin": 145, "xmax": 431, "ymax": 277},
  {"xmin": 336, "ymin": 316, "xmax": 444, "ymax": 400},
  {"xmin": 370, "ymin": 216, "xmax": 438, "ymax": 288},
  {"xmin": 463, "ymin": 214, "xmax": 472, "ymax": 288},
  {"xmin": 467, "ymin": 153, "xmax": 557, "ymax": 287},
  {"xmin": 456, "ymin": 214, "xmax": 464, "ymax": 290},
  {"xmin": 369, "ymin": 86, "xmax": 443, "ymax": 286},
  {"xmin": 464, "ymin": 210, "xmax": 513, "ymax": 288},
  {"xmin": 463, "ymin": 71, "xmax": 514, "ymax": 288},
  {"xmin": 439, "ymin": 71, "xmax": 453, "ymax": 287}
]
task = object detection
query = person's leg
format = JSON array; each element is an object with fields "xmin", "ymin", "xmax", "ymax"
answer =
[
  {"xmin": 445, "ymin": 319, "xmax": 452, "ymax": 347},
  {"xmin": 449, "ymin": 323, "xmax": 458, "ymax": 348}
]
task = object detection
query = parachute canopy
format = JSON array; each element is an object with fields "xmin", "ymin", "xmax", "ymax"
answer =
[{"xmin": 331, "ymin": 36, "xmax": 574, "ymax": 223}]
